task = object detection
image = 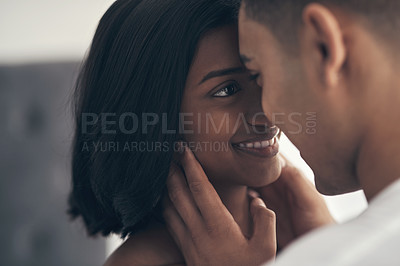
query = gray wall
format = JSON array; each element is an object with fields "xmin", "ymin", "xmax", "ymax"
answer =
[{"xmin": 0, "ymin": 62, "xmax": 106, "ymax": 266}]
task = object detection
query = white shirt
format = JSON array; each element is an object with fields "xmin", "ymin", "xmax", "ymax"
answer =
[{"xmin": 267, "ymin": 179, "xmax": 400, "ymax": 266}]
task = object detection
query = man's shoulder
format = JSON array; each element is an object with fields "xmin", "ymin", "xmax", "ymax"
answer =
[
  {"xmin": 270, "ymin": 182, "xmax": 400, "ymax": 266},
  {"xmin": 104, "ymin": 225, "xmax": 184, "ymax": 266},
  {"xmin": 272, "ymin": 219, "xmax": 400, "ymax": 265}
]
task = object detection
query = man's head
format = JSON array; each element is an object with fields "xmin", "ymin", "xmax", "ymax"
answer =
[{"xmin": 239, "ymin": 0, "xmax": 400, "ymax": 195}]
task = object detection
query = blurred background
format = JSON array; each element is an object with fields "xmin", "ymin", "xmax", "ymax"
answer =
[{"xmin": 0, "ymin": 0, "xmax": 367, "ymax": 265}]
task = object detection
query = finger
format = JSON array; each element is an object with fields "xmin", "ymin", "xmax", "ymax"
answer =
[
  {"xmin": 162, "ymin": 195, "xmax": 187, "ymax": 250},
  {"xmin": 255, "ymin": 183, "xmax": 284, "ymax": 210},
  {"xmin": 277, "ymin": 154, "xmax": 313, "ymax": 189},
  {"xmin": 257, "ymin": 185, "xmax": 290, "ymax": 222},
  {"xmin": 166, "ymin": 163, "xmax": 204, "ymax": 236},
  {"xmin": 248, "ymin": 189, "xmax": 260, "ymax": 200},
  {"xmin": 265, "ymin": 153, "xmax": 318, "ymax": 204},
  {"xmin": 163, "ymin": 196, "xmax": 199, "ymax": 260},
  {"xmin": 180, "ymin": 145, "xmax": 234, "ymax": 225},
  {"xmin": 249, "ymin": 197, "xmax": 276, "ymax": 252},
  {"xmin": 253, "ymin": 154, "xmax": 289, "ymax": 199},
  {"xmin": 253, "ymin": 182, "xmax": 295, "ymax": 250},
  {"xmin": 279, "ymin": 164, "xmax": 321, "ymax": 204},
  {"xmin": 278, "ymin": 153, "xmax": 287, "ymax": 168}
]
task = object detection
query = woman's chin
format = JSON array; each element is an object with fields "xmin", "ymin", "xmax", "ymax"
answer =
[{"xmin": 244, "ymin": 166, "xmax": 282, "ymax": 188}]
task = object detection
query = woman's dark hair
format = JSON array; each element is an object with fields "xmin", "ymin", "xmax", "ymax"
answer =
[{"xmin": 68, "ymin": 0, "xmax": 240, "ymax": 237}]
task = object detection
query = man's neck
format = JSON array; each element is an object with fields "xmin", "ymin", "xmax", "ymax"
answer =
[{"xmin": 357, "ymin": 91, "xmax": 400, "ymax": 202}]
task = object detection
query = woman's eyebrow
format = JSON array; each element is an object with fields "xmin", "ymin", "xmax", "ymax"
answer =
[{"xmin": 198, "ymin": 67, "xmax": 245, "ymax": 85}]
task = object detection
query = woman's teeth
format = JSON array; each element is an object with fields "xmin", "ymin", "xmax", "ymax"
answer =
[{"xmin": 238, "ymin": 137, "xmax": 277, "ymax": 149}]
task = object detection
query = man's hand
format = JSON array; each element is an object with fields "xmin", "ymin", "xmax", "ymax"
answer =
[
  {"xmin": 163, "ymin": 145, "xmax": 277, "ymax": 266},
  {"xmin": 256, "ymin": 156, "xmax": 335, "ymax": 250}
]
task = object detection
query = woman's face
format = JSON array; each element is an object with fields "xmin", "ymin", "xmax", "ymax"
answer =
[{"xmin": 180, "ymin": 25, "xmax": 281, "ymax": 188}]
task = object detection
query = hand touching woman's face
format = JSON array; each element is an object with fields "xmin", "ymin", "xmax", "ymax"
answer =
[{"xmin": 180, "ymin": 26, "xmax": 281, "ymax": 188}]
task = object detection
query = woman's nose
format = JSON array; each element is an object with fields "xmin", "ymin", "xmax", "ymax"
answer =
[{"xmin": 245, "ymin": 111, "xmax": 270, "ymax": 127}]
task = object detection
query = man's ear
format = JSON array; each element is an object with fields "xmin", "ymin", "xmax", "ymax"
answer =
[{"xmin": 302, "ymin": 3, "xmax": 346, "ymax": 88}]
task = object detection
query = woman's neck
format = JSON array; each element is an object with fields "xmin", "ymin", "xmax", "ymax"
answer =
[{"xmin": 213, "ymin": 184, "xmax": 253, "ymax": 238}]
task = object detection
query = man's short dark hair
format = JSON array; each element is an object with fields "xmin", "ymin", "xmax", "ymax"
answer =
[{"xmin": 243, "ymin": 0, "xmax": 400, "ymax": 46}]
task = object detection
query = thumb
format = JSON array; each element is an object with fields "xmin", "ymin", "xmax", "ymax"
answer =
[
  {"xmin": 250, "ymin": 197, "xmax": 277, "ymax": 251},
  {"xmin": 280, "ymin": 165, "xmax": 319, "ymax": 203}
]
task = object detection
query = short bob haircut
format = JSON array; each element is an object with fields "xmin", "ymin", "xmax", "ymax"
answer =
[{"xmin": 68, "ymin": 0, "xmax": 240, "ymax": 237}]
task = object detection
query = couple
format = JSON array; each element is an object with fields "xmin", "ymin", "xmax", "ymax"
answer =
[{"xmin": 68, "ymin": 0, "xmax": 400, "ymax": 265}]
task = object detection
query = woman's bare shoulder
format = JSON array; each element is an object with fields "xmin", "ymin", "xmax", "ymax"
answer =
[{"xmin": 104, "ymin": 224, "xmax": 184, "ymax": 266}]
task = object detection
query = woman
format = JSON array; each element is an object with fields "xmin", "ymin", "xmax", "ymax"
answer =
[{"xmin": 68, "ymin": 0, "xmax": 281, "ymax": 265}]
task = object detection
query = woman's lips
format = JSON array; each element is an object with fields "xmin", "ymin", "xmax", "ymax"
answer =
[{"xmin": 232, "ymin": 135, "xmax": 280, "ymax": 158}]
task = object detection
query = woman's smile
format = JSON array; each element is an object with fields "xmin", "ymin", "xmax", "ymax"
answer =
[{"xmin": 232, "ymin": 130, "xmax": 280, "ymax": 158}]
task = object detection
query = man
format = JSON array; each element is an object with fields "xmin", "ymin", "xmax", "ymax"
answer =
[{"xmin": 163, "ymin": 0, "xmax": 400, "ymax": 265}]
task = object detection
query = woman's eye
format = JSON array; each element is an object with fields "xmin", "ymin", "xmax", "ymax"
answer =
[{"xmin": 212, "ymin": 83, "xmax": 241, "ymax": 97}]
